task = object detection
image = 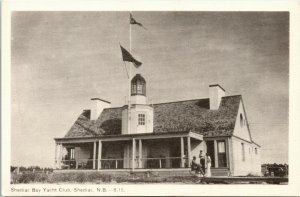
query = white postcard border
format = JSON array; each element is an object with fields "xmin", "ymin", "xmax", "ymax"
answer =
[{"xmin": 2, "ymin": 0, "xmax": 300, "ymax": 196}]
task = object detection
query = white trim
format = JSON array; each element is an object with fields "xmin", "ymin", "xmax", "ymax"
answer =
[
  {"xmin": 187, "ymin": 136, "xmax": 191, "ymax": 167},
  {"xmin": 97, "ymin": 140, "xmax": 102, "ymax": 170},
  {"xmin": 180, "ymin": 137, "xmax": 184, "ymax": 168},
  {"xmin": 189, "ymin": 132, "xmax": 203, "ymax": 141}
]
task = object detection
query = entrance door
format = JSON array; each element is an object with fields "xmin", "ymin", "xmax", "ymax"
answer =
[
  {"xmin": 137, "ymin": 113, "xmax": 146, "ymax": 133},
  {"xmin": 217, "ymin": 140, "xmax": 227, "ymax": 167},
  {"xmin": 206, "ymin": 141, "xmax": 215, "ymax": 167}
]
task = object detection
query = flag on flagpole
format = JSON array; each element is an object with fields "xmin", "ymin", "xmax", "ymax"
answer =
[
  {"xmin": 130, "ymin": 13, "xmax": 147, "ymax": 30},
  {"xmin": 120, "ymin": 44, "xmax": 142, "ymax": 68}
]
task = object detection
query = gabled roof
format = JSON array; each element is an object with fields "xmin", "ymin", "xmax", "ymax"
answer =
[{"xmin": 64, "ymin": 95, "xmax": 242, "ymax": 138}]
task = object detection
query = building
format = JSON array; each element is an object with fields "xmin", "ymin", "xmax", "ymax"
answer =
[{"xmin": 54, "ymin": 74, "xmax": 261, "ymax": 176}]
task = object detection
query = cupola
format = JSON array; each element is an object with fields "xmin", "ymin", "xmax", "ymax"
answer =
[
  {"xmin": 122, "ymin": 73, "xmax": 153, "ymax": 134},
  {"xmin": 131, "ymin": 74, "xmax": 146, "ymax": 104},
  {"xmin": 131, "ymin": 74, "xmax": 146, "ymax": 96}
]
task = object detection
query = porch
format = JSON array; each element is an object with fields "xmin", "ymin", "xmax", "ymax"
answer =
[{"xmin": 54, "ymin": 131, "xmax": 203, "ymax": 171}]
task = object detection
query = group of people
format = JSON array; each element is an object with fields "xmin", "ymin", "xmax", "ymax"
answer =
[{"xmin": 191, "ymin": 150, "xmax": 211, "ymax": 177}]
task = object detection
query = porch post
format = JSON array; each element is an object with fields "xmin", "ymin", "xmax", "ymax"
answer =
[
  {"xmin": 214, "ymin": 140, "xmax": 219, "ymax": 168},
  {"xmin": 54, "ymin": 142, "xmax": 58, "ymax": 169},
  {"xmin": 98, "ymin": 140, "xmax": 102, "ymax": 170},
  {"xmin": 225, "ymin": 138, "xmax": 229, "ymax": 168},
  {"xmin": 180, "ymin": 137, "xmax": 184, "ymax": 167},
  {"xmin": 138, "ymin": 139, "xmax": 142, "ymax": 168},
  {"xmin": 132, "ymin": 138, "xmax": 136, "ymax": 171},
  {"xmin": 187, "ymin": 136, "xmax": 191, "ymax": 167},
  {"xmin": 228, "ymin": 137, "xmax": 234, "ymax": 175},
  {"xmin": 58, "ymin": 143, "xmax": 62, "ymax": 169},
  {"xmin": 93, "ymin": 141, "xmax": 96, "ymax": 169}
]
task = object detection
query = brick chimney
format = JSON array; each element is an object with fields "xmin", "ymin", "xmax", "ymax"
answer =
[
  {"xmin": 209, "ymin": 84, "xmax": 225, "ymax": 110},
  {"xmin": 90, "ymin": 98, "xmax": 111, "ymax": 120}
]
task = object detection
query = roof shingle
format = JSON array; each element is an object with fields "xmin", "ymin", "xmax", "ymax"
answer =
[{"xmin": 64, "ymin": 95, "xmax": 242, "ymax": 138}]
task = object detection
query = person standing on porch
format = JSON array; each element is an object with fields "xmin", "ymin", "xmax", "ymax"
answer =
[
  {"xmin": 199, "ymin": 150, "xmax": 205, "ymax": 175},
  {"xmin": 205, "ymin": 153, "xmax": 212, "ymax": 177}
]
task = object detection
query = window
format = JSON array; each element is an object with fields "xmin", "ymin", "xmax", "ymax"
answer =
[
  {"xmin": 241, "ymin": 143, "xmax": 245, "ymax": 161},
  {"xmin": 240, "ymin": 114, "xmax": 244, "ymax": 128},
  {"xmin": 138, "ymin": 114, "xmax": 145, "ymax": 125},
  {"xmin": 217, "ymin": 140, "xmax": 227, "ymax": 167},
  {"xmin": 70, "ymin": 148, "xmax": 75, "ymax": 160},
  {"xmin": 255, "ymin": 148, "xmax": 258, "ymax": 155},
  {"xmin": 66, "ymin": 148, "xmax": 75, "ymax": 160},
  {"xmin": 218, "ymin": 141, "xmax": 225, "ymax": 153},
  {"xmin": 137, "ymin": 84, "xmax": 143, "ymax": 94},
  {"xmin": 132, "ymin": 84, "xmax": 137, "ymax": 94}
]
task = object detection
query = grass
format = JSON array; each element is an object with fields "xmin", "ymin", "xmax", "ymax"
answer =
[
  {"xmin": 11, "ymin": 171, "xmax": 199, "ymax": 184},
  {"xmin": 12, "ymin": 171, "xmax": 286, "ymax": 184}
]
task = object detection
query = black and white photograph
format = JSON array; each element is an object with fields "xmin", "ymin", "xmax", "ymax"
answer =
[{"xmin": 1, "ymin": 1, "xmax": 300, "ymax": 196}]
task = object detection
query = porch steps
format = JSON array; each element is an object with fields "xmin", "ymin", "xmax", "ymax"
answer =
[{"xmin": 211, "ymin": 168, "xmax": 230, "ymax": 176}]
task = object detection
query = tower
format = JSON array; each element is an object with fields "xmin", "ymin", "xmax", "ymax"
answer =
[{"xmin": 122, "ymin": 74, "xmax": 153, "ymax": 134}]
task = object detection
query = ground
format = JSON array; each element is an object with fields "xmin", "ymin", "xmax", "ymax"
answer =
[{"xmin": 11, "ymin": 171, "xmax": 288, "ymax": 184}]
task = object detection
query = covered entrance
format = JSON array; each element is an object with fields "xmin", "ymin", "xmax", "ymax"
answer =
[{"xmin": 205, "ymin": 138, "xmax": 229, "ymax": 169}]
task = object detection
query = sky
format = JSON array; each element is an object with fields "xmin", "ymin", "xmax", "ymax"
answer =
[{"xmin": 11, "ymin": 11, "xmax": 289, "ymax": 167}]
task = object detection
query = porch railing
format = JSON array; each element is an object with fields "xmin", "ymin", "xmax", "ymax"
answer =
[
  {"xmin": 60, "ymin": 159, "xmax": 124, "ymax": 169},
  {"xmin": 61, "ymin": 159, "xmax": 95, "ymax": 169},
  {"xmin": 59, "ymin": 157, "xmax": 189, "ymax": 170},
  {"xmin": 137, "ymin": 157, "xmax": 188, "ymax": 169},
  {"xmin": 101, "ymin": 159, "xmax": 124, "ymax": 169}
]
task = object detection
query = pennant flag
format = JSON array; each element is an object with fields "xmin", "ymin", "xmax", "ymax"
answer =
[
  {"xmin": 130, "ymin": 13, "xmax": 147, "ymax": 30},
  {"xmin": 120, "ymin": 44, "xmax": 142, "ymax": 68}
]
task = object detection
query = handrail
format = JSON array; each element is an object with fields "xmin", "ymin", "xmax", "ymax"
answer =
[
  {"xmin": 61, "ymin": 157, "xmax": 185, "ymax": 161},
  {"xmin": 140, "ymin": 157, "xmax": 184, "ymax": 160}
]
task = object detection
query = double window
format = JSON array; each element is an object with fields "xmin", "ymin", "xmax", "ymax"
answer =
[
  {"xmin": 138, "ymin": 114, "xmax": 145, "ymax": 125},
  {"xmin": 132, "ymin": 84, "xmax": 146, "ymax": 95}
]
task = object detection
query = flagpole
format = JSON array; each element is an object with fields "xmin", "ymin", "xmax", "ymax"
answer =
[
  {"xmin": 128, "ymin": 12, "xmax": 132, "ymax": 137},
  {"xmin": 130, "ymin": 12, "xmax": 132, "ymax": 52}
]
